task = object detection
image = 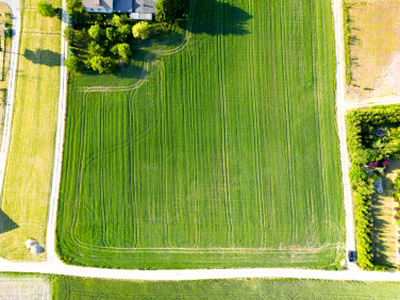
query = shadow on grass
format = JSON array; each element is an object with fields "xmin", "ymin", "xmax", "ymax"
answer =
[
  {"xmin": 181, "ymin": 0, "xmax": 252, "ymax": 36},
  {"xmin": 371, "ymin": 175, "xmax": 396, "ymax": 267},
  {"xmin": 23, "ymin": 49, "xmax": 60, "ymax": 67},
  {"xmin": 0, "ymin": 209, "xmax": 18, "ymax": 235}
]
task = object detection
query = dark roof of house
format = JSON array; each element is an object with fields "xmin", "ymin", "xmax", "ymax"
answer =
[
  {"xmin": 114, "ymin": 0, "xmax": 133, "ymax": 12},
  {"xmin": 82, "ymin": 0, "xmax": 113, "ymax": 11}
]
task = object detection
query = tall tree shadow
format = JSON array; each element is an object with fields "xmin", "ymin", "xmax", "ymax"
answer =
[
  {"xmin": 23, "ymin": 49, "xmax": 61, "ymax": 67},
  {"xmin": 183, "ymin": 0, "xmax": 253, "ymax": 36},
  {"xmin": 0, "ymin": 209, "xmax": 18, "ymax": 234}
]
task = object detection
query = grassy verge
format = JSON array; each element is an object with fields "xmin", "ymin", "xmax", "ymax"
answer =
[
  {"xmin": 0, "ymin": 0, "xmax": 61, "ymax": 260},
  {"xmin": 52, "ymin": 276, "xmax": 400, "ymax": 299},
  {"xmin": 0, "ymin": 4, "xmax": 12, "ymax": 142},
  {"xmin": 57, "ymin": 0, "xmax": 344, "ymax": 269}
]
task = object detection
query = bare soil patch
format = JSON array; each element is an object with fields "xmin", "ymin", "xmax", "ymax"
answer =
[
  {"xmin": 0, "ymin": 275, "xmax": 50, "ymax": 299},
  {"xmin": 346, "ymin": 1, "xmax": 400, "ymax": 99}
]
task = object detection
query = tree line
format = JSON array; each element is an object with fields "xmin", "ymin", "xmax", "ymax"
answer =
[
  {"xmin": 346, "ymin": 107, "xmax": 400, "ymax": 271},
  {"xmin": 38, "ymin": 0, "xmax": 187, "ymax": 74}
]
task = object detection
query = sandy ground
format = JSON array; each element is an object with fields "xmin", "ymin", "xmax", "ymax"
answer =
[
  {"xmin": 0, "ymin": 276, "xmax": 50, "ymax": 299},
  {"xmin": 346, "ymin": 1, "xmax": 400, "ymax": 99}
]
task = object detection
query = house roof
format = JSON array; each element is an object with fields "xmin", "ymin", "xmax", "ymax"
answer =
[
  {"xmin": 83, "ymin": 0, "xmax": 157, "ymax": 15},
  {"xmin": 82, "ymin": 0, "xmax": 113, "ymax": 11},
  {"xmin": 114, "ymin": 0, "xmax": 133, "ymax": 12},
  {"xmin": 133, "ymin": 0, "xmax": 157, "ymax": 14}
]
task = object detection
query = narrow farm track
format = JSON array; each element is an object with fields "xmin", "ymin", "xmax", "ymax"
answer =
[
  {"xmin": 46, "ymin": 0, "xmax": 68, "ymax": 263},
  {"xmin": 331, "ymin": 0, "xmax": 357, "ymax": 270}
]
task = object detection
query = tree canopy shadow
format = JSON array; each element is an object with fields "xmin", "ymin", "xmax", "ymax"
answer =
[
  {"xmin": 23, "ymin": 49, "xmax": 61, "ymax": 67},
  {"xmin": 0, "ymin": 209, "xmax": 18, "ymax": 235},
  {"xmin": 182, "ymin": 0, "xmax": 253, "ymax": 36}
]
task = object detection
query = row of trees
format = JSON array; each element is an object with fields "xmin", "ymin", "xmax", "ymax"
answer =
[{"xmin": 346, "ymin": 108, "xmax": 400, "ymax": 270}]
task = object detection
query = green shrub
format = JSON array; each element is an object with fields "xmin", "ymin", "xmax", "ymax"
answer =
[
  {"xmin": 37, "ymin": 0, "xmax": 57, "ymax": 18},
  {"xmin": 64, "ymin": 55, "xmax": 84, "ymax": 72}
]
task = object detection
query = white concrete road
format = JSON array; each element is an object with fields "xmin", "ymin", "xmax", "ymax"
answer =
[
  {"xmin": 1, "ymin": 0, "xmax": 400, "ymax": 282},
  {"xmin": 46, "ymin": 0, "xmax": 68, "ymax": 264}
]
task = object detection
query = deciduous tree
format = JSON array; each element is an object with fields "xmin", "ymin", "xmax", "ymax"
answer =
[
  {"xmin": 88, "ymin": 56, "xmax": 116, "ymax": 74},
  {"xmin": 132, "ymin": 21, "xmax": 153, "ymax": 39},
  {"xmin": 88, "ymin": 24, "xmax": 104, "ymax": 43},
  {"xmin": 111, "ymin": 43, "xmax": 132, "ymax": 62},
  {"xmin": 64, "ymin": 55, "xmax": 84, "ymax": 72}
]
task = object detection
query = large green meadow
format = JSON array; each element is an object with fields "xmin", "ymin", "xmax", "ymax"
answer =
[
  {"xmin": 57, "ymin": 0, "xmax": 344, "ymax": 268},
  {"xmin": 53, "ymin": 277, "xmax": 400, "ymax": 299}
]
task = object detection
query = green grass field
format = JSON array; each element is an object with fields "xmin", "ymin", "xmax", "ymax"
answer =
[
  {"xmin": 53, "ymin": 277, "xmax": 400, "ymax": 299},
  {"xmin": 56, "ymin": 0, "xmax": 344, "ymax": 268},
  {"xmin": 0, "ymin": 0, "xmax": 61, "ymax": 260}
]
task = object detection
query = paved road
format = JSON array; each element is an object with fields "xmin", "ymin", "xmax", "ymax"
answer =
[
  {"xmin": 0, "ymin": 0, "xmax": 21, "ymax": 202},
  {"xmin": 2, "ymin": 259, "xmax": 400, "ymax": 281},
  {"xmin": 46, "ymin": 0, "xmax": 68, "ymax": 264}
]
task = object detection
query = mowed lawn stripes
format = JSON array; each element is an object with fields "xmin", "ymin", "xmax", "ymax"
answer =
[
  {"xmin": 0, "ymin": 0, "xmax": 61, "ymax": 261},
  {"xmin": 57, "ymin": 0, "xmax": 344, "ymax": 268}
]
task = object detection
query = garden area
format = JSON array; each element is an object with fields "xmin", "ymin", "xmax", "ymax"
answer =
[
  {"xmin": 347, "ymin": 105, "xmax": 400, "ymax": 269},
  {"xmin": 63, "ymin": 0, "xmax": 187, "ymax": 74}
]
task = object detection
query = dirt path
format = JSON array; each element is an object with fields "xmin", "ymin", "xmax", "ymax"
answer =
[
  {"xmin": 345, "ymin": 94, "xmax": 400, "ymax": 110},
  {"xmin": 45, "ymin": 0, "xmax": 68, "ymax": 264},
  {"xmin": 332, "ymin": 0, "xmax": 358, "ymax": 270}
]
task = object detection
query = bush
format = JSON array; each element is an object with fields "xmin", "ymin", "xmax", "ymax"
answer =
[
  {"xmin": 64, "ymin": 25, "xmax": 75, "ymax": 46},
  {"xmin": 132, "ymin": 21, "xmax": 153, "ymax": 39},
  {"xmin": 86, "ymin": 56, "xmax": 117, "ymax": 74},
  {"xmin": 110, "ymin": 43, "xmax": 132, "ymax": 62},
  {"xmin": 67, "ymin": 0, "xmax": 85, "ymax": 23},
  {"xmin": 64, "ymin": 55, "xmax": 84, "ymax": 72},
  {"xmin": 88, "ymin": 24, "xmax": 104, "ymax": 43},
  {"xmin": 37, "ymin": 0, "xmax": 57, "ymax": 18}
]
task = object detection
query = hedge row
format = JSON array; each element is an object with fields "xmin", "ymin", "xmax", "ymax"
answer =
[{"xmin": 346, "ymin": 108, "xmax": 400, "ymax": 270}]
